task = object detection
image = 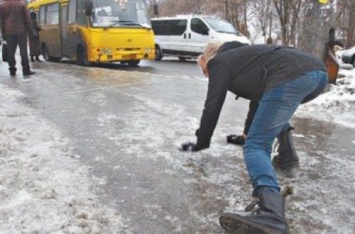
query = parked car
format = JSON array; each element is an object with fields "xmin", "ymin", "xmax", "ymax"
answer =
[{"xmin": 341, "ymin": 46, "xmax": 355, "ymax": 67}]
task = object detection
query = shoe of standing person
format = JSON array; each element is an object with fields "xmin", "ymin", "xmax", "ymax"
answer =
[{"xmin": 23, "ymin": 70, "xmax": 36, "ymax": 77}]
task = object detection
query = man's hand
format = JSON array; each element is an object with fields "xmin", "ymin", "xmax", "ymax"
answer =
[{"xmin": 179, "ymin": 142, "xmax": 199, "ymax": 152}]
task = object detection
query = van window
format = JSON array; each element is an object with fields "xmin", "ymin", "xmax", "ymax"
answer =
[
  {"xmin": 168, "ymin": 20, "xmax": 187, "ymax": 35},
  {"xmin": 191, "ymin": 18, "xmax": 208, "ymax": 35},
  {"xmin": 152, "ymin": 19, "xmax": 187, "ymax": 36},
  {"xmin": 152, "ymin": 20, "xmax": 167, "ymax": 35},
  {"xmin": 203, "ymin": 17, "xmax": 237, "ymax": 35}
]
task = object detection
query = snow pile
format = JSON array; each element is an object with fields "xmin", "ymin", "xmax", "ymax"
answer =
[
  {"xmin": 0, "ymin": 85, "xmax": 130, "ymax": 233},
  {"xmin": 296, "ymin": 68, "xmax": 355, "ymax": 128}
]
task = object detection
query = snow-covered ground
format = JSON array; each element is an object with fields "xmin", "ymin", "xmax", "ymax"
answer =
[
  {"xmin": 296, "ymin": 66, "xmax": 355, "ymax": 127},
  {"xmin": 0, "ymin": 64, "xmax": 354, "ymax": 233},
  {"xmin": 0, "ymin": 88, "xmax": 131, "ymax": 233}
]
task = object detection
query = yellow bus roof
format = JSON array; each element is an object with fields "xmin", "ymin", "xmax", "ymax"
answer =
[{"xmin": 28, "ymin": 0, "xmax": 68, "ymax": 8}]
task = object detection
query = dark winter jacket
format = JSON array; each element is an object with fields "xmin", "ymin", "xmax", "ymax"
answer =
[
  {"xmin": 31, "ymin": 18, "xmax": 41, "ymax": 37},
  {"xmin": 0, "ymin": 0, "xmax": 33, "ymax": 36},
  {"xmin": 196, "ymin": 44, "xmax": 327, "ymax": 150}
]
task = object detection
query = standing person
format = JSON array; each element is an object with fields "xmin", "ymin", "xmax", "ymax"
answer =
[
  {"xmin": 0, "ymin": 0, "xmax": 36, "ymax": 77},
  {"xmin": 180, "ymin": 41, "xmax": 328, "ymax": 233},
  {"xmin": 29, "ymin": 12, "xmax": 41, "ymax": 62}
]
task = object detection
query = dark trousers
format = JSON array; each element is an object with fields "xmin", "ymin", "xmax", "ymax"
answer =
[
  {"xmin": 29, "ymin": 36, "xmax": 41, "ymax": 57},
  {"xmin": 6, "ymin": 34, "xmax": 31, "ymax": 73}
]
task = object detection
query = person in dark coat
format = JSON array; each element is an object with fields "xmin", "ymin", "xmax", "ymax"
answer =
[
  {"xmin": 180, "ymin": 41, "xmax": 328, "ymax": 233},
  {"xmin": 0, "ymin": 0, "xmax": 35, "ymax": 77},
  {"xmin": 29, "ymin": 12, "xmax": 42, "ymax": 62}
]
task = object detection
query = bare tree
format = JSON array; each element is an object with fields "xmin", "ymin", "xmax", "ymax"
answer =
[
  {"xmin": 337, "ymin": 0, "xmax": 355, "ymax": 47},
  {"xmin": 273, "ymin": 0, "xmax": 302, "ymax": 45},
  {"xmin": 157, "ymin": 0, "xmax": 205, "ymax": 16},
  {"xmin": 227, "ymin": 0, "xmax": 250, "ymax": 37},
  {"xmin": 249, "ymin": 0, "xmax": 275, "ymax": 43}
]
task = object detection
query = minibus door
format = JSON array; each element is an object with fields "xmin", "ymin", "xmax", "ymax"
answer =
[{"xmin": 60, "ymin": 4, "xmax": 69, "ymax": 56}]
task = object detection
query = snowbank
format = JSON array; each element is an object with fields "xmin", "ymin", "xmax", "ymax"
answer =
[{"xmin": 296, "ymin": 68, "xmax": 355, "ymax": 128}]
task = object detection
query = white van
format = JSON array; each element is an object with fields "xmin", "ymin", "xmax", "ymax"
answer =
[{"xmin": 151, "ymin": 15, "xmax": 250, "ymax": 61}]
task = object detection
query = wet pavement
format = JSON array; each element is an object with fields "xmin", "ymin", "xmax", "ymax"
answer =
[{"xmin": 0, "ymin": 59, "xmax": 354, "ymax": 233}]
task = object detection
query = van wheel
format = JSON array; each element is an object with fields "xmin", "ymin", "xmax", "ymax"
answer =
[
  {"xmin": 77, "ymin": 46, "xmax": 91, "ymax": 66},
  {"xmin": 178, "ymin": 57, "xmax": 187, "ymax": 62},
  {"xmin": 128, "ymin": 60, "xmax": 140, "ymax": 66},
  {"xmin": 155, "ymin": 45, "xmax": 163, "ymax": 61}
]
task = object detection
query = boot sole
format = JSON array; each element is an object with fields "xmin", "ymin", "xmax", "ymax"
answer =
[
  {"xmin": 272, "ymin": 160, "xmax": 299, "ymax": 170},
  {"xmin": 219, "ymin": 213, "xmax": 286, "ymax": 234}
]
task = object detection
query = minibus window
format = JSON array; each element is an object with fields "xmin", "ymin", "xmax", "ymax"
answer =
[
  {"xmin": 77, "ymin": 0, "xmax": 87, "ymax": 25},
  {"xmin": 68, "ymin": 0, "xmax": 76, "ymax": 24},
  {"xmin": 89, "ymin": 0, "xmax": 150, "ymax": 28},
  {"xmin": 46, "ymin": 3, "xmax": 59, "ymax": 25},
  {"xmin": 39, "ymin": 6, "xmax": 45, "ymax": 25}
]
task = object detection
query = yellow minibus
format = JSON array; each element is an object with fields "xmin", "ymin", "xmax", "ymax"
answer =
[{"xmin": 28, "ymin": 0, "xmax": 155, "ymax": 66}]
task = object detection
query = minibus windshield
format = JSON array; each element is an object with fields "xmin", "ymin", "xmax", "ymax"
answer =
[
  {"xmin": 90, "ymin": 0, "xmax": 151, "ymax": 28},
  {"xmin": 203, "ymin": 17, "xmax": 242, "ymax": 35}
]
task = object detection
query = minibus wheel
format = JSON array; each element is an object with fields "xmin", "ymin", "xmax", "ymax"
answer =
[{"xmin": 178, "ymin": 57, "xmax": 187, "ymax": 62}]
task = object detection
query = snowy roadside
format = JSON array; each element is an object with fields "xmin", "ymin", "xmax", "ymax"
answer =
[
  {"xmin": 0, "ymin": 64, "xmax": 354, "ymax": 234},
  {"xmin": 0, "ymin": 86, "xmax": 131, "ymax": 233},
  {"xmin": 296, "ymin": 67, "xmax": 355, "ymax": 127}
]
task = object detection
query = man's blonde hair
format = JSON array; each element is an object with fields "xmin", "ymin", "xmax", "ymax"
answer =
[{"xmin": 202, "ymin": 40, "xmax": 223, "ymax": 62}]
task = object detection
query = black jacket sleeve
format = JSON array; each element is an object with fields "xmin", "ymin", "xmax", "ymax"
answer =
[
  {"xmin": 243, "ymin": 99, "xmax": 259, "ymax": 135},
  {"xmin": 196, "ymin": 58, "xmax": 230, "ymax": 150}
]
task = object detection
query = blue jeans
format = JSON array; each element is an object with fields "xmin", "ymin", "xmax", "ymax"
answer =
[{"xmin": 243, "ymin": 70, "xmax": 328, "ymax": 196}]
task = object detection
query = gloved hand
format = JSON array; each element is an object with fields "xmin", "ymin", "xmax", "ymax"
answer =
[
  {"xmin": 179, "ymin": 142, "xmax": 200, "ymax": 152},
  {"xmin": 227, "ymin": 134, "xmax": 245, "ymax": 145}
]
